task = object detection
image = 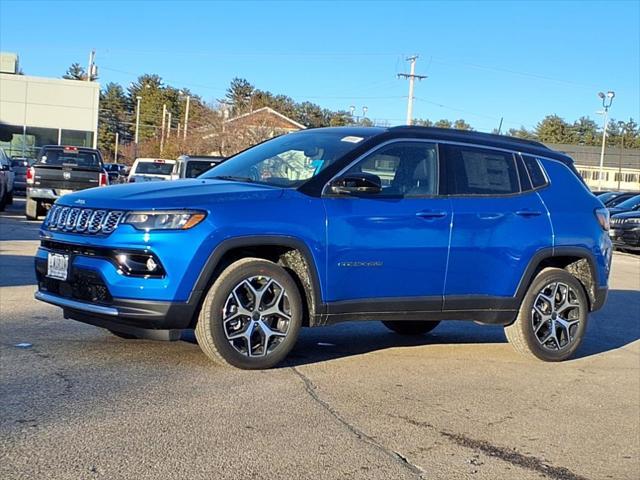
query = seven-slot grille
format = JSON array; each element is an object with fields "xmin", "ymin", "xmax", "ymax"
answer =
[
  {"xmin": 611, "ymin": 217, "xmax": 625, "ymax": 227},
  {"xmin": 46, "ymin": 205, "xmax": 125, "ymax": 234}
]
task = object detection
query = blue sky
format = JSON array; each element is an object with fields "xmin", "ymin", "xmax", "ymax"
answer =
[{"xmin": 1, "ymin": 0, "xmax": 638, "ymax": 132}]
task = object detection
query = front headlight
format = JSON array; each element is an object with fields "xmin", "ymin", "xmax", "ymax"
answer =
[{"xmin": 122, "ymin": 210, "xmax": 206, "ymax": 230}]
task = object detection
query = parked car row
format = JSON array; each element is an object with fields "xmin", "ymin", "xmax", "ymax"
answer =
[
  {"xmin": 596, "ymin": 191, "xmax": 640, "ymax": 252},
  {"xmin": 0, "ymin": 148, "xmax": 15, "ymax": 211}
]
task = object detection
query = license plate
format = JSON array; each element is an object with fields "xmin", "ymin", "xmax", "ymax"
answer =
[
  {"xmin": 47, "ymin": 253, "xmax": 69, "ymax": 281},
  {"xmin": 58, "ymin": 189, "xmax": 73, "ymax": 196}
]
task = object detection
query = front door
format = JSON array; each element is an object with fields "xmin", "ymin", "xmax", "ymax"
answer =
[{"xmin": 323, "ymin": 141, "xmax": 451, "ymax": 309}]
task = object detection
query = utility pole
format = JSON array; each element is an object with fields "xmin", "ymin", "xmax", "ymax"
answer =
[
  {"xmin": 114, "ymin": 132, "xmax": 119, "ymax": 162},
  {"xmin": 618, "ymin": 124, "xmax": 625, "ymax": 191},
  {"xmin": 160, "ymin": 104, "xmax": 167, "ymax": 153},
  {"xmin": 167, "ymin": 112, "xmax": 172, "ymax": 138},
  {"xmin": 86, "ymin": 49, "xmax": 95, "ymax": 82},
  {"xmin": 183, "ymin": 95, "xmax": 190, "ymax": 140},
  {"xmin": 134, "ymin": 95, "xmax": 142, "ymax": 158},
  {"xmin": 398, "ymin": 55, "xmax": 427, "ymax": 126}
]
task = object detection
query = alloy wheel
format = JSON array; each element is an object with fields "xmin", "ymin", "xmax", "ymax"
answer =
[
  {"xmin": 222, "ymin": 276, "xmax": 291, "ymax": 357},
  {"xmin": 531, "ymin": 281, "xmax": 583, "ymax": 351}
]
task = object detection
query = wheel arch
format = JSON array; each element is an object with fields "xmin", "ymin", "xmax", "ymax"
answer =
[
  {"xmin": 190, "ymin": 236, "xmax": 324, "ymax": 327},
  {"xmin": 515, "ymin": 247, "xmax": 599, "ymax": 311}
]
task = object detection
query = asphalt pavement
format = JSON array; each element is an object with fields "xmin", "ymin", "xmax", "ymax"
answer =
[{"xmin": 1, "ymin": 198, "xmax": 639, "ymax": 480}]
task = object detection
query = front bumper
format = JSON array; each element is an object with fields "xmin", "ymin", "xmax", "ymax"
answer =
[
  {"xmin": 27, "ymin": 187, "xmax": 60, "ymax": 200},
  {"xmin": 609, "ymin": 226, "xmax": 640, "ymax": 249},
  {"xmin": 34, "ymin": 290, "xmax": 197, "ymax": 340}
]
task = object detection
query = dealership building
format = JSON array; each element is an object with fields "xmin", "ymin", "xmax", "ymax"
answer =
[{"xmin": 0, "ymin": 52, "xmax": 99, "ymax": 158}]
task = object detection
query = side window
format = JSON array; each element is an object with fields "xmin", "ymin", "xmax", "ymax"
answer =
[
  {"xmin": 443, "ymin": 144, "xmax": 520, "ymax": 195},
  {"xmin": 516, "ymin": 155, "xmax": 533, "ymax": 191},
  {"xmin": 521, "ymin": 155, "xmax": 549, "ymax": 188},
  {"xmin": 344, "ymin": 142, "xmax": 438, "ymax": 197}
]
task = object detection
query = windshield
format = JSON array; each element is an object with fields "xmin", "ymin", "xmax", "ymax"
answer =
[
  {"xmin": 134, "ymin": 161, "xmax": 175, "ymax": 175},
  {"xmin": 38, "ymin": 149, "xmax": 100, "ymax": 168},
  {"xmin": 202, "ymin": 131, "xmax": 372, "ymax": 187},
  {"xmin": 187, "ymin": 160, "xmax": 220, "ymax": 178},
  {"xmin": 614, "ymin": 195, "xmax": 640, "ymax": 210}
]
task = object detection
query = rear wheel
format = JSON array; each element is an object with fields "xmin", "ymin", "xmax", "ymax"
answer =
[
  {"xmin": 505, "ymin": 268, "xmax": 588, "ymax": 361},
  {"xmin": 0, "ymin": 189, "xmax": 6, "ymax": 212},
  {"xmin": 195, "ymin": 258, "xmax": 303, "ymax": 369},
  {"xmin": 6, "ymin": 191, "xmax": 13, "ymax": 205},
  {"xmin": 382, "ymin": 320, "xmax": 440, "ymax": 335}
]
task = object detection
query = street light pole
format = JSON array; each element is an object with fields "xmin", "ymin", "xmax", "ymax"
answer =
[{"xmin": 597, "ymin": 91, "xmax": 615, "ymax": 190}]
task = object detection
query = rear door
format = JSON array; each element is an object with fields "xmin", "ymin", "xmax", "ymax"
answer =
[{"xmin": 441, "ymin": 144, "xmax": 552, "ymax": 309}]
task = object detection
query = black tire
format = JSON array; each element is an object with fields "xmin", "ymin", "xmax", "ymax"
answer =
[
  {"xmin": 505, "ymin": 267, "xmax": 588, "ymax": 362},
  {"xmin": 0, "ymin": 192, "xmax": 5, "ymax": 212},
  {"xmin": 108, "ymin": 329, "xmax": 138, "ymax": 340},
  {"xmin": 382, "ymin": 320, "xmax": 440, "ymax": 335},
  {"xmin": 6, "ymin": 191, "xmax": 13, "ymax": 205},
  {"xmin": 195, "ymin": 258, "xmax": 303, "ymax": 369}
]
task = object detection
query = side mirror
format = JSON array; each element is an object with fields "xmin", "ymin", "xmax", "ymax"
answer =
[{"xmin": 329, "ymin": 172, "xmax": 382, "ymax": 195}]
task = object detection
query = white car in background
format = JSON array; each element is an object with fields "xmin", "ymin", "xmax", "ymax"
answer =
[
  {"xmin": 0, "ymin": 148, "xmax": 15, "ymax": 211},
  {"xmin": 128, "ymin": 158, "xmax": 176, "ymax": 183}
]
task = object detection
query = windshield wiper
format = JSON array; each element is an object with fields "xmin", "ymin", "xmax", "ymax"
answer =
[{"xmin": 209, "ymin": 175, "xmax": 255, "ymax": 183}]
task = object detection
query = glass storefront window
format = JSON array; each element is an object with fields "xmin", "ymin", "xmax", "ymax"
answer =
[{"xmin": 61, "ymin": 129, "xmax": 93, "ymax": 147}]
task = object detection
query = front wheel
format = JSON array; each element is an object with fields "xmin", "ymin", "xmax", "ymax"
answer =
[
  {"xmin": 195, "ymin": 258, "xmax": 303, "ymax": 369},
  {"xmin": 382, "ymin": 320, "xmax": 440, "ymax": 335},
  {"xmin": 505, "ymin": 267, "xmax": 588, "ymax": 362}
]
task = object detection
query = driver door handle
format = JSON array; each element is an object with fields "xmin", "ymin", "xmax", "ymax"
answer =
[
  {"xmin": 416, "ymin": 210, "xmax": 447, "ymax": 219},
  {"xmin": 515, "ymin": 209, "xmax": 543, "ymax": 217}
]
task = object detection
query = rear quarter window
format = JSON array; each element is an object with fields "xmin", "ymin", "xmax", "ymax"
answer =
[
  {"xmin": 443, "ymin": 144, "xmax": 520, "ymax": 195},
  {"xmin": 521, "ymin": 155, "xmax": 549, "ymax": 188}
]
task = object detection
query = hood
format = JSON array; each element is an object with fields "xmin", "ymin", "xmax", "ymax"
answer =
[
  {"xmin": 611, "ymin": 210, "xmax": 640, "ymax": 220},
  {"xmin": 57, "ymin": 179, "xmax": 284, "ymax": 210},
  {"xmin": 608, "ymin": 206, "xmax": 635, "ymax": 215}
]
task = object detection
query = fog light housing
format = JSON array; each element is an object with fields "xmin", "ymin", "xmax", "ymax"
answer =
[{"xmin": 113, "ymin": 251, "xmax": 165, "ymax": 277}]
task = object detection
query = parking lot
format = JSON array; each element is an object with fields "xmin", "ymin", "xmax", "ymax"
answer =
[{"xmin": 0, "ymin": 198, "xmax": 638, "ymax": 480}]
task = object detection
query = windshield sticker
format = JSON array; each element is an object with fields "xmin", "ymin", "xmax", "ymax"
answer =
[{"xmin": 341, "ymin": 136, "xmax": 364, "ymax": 143}]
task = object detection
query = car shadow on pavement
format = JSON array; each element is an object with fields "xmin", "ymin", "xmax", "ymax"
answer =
[
  {"xmin": 578, "ymin": 288, "xmax": 640, "ymax": 358},
  {"xmin": 0, "ymin": 254, "xmax": 37, "ymax": 287},
  {"xmin": 181, "ymin": 289, "xmax": 639, "ymax": 366}
]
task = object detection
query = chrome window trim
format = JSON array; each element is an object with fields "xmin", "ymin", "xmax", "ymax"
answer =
[{"xmin": 322, "ymin": 136, "xmax": 566, "ymax": 198}]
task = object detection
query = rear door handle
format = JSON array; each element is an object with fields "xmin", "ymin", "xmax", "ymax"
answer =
[
  {"xmin": 416, "ymin": 210, "xmax": 447, "ymax": 219},
  {"xmin": 515, "ymin": 210, "xmax": 543, "ymax": 217}
]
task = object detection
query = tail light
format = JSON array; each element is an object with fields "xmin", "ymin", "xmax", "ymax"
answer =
[
  {"xmin": 595, "ymin": 208, "xmax": 610, "ymax": 231},
  {"xmin": 99, "ymin": 172, "xmax": 108, "ymax": 187},
  {"xmin": 26, "ymin": 166, "xmax": 35, "ymax": 185}
]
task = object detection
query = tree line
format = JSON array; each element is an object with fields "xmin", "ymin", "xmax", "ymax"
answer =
[{"xmin": 61, "ymin": 63, "xmax": 640, "ymax": 163}]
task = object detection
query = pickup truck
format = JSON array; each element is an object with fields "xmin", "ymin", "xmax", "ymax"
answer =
[{"xmin": 26, "ymin": 145, "xmax": 108, "ymax": 220}]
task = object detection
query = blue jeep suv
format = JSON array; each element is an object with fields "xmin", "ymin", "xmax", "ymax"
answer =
[{"xmin": 35, "ymin": 127, "xmax": 612, "ymax": 368}]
